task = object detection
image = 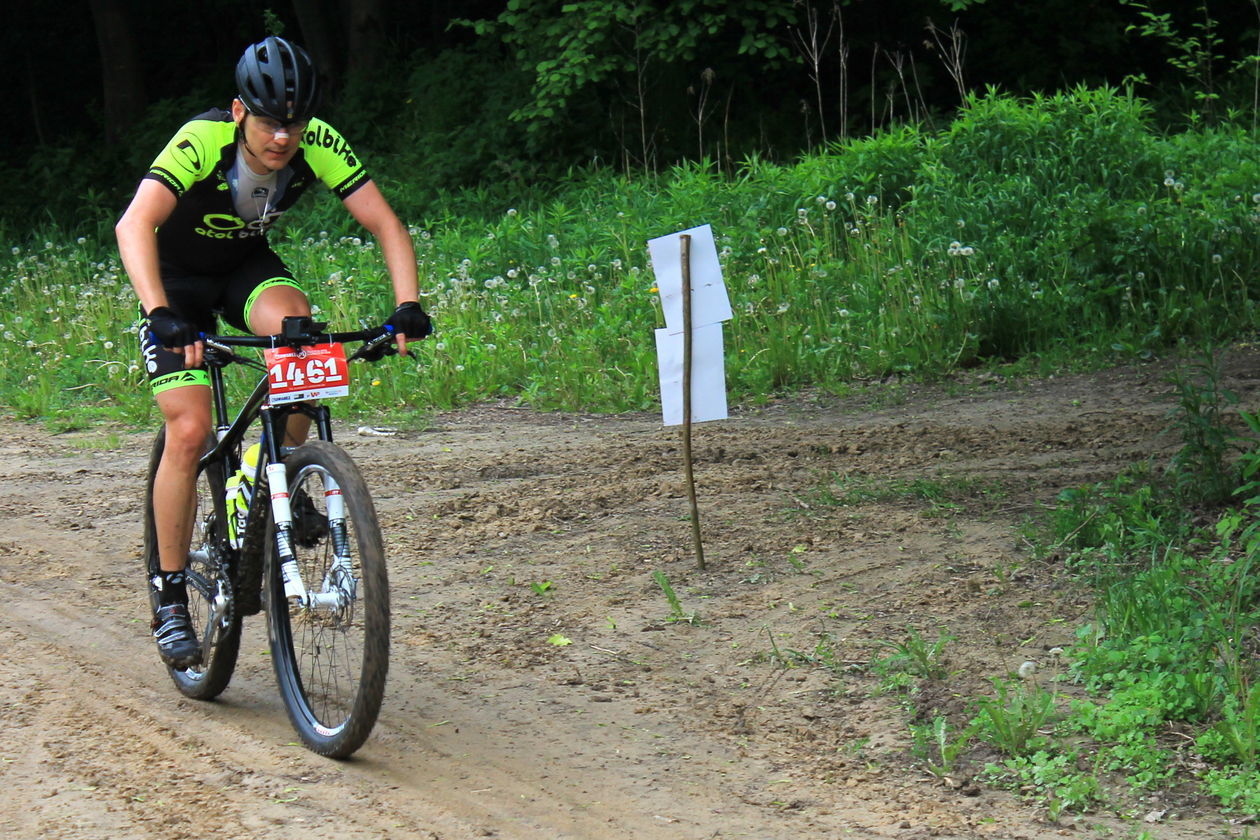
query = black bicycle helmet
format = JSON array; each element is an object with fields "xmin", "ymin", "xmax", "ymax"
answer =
[{"xmin": 235, "ymin": 36, "xmax": 320, "ymax": 122}]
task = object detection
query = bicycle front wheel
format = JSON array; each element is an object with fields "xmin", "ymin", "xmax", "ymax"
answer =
[
  {"xmin": 265, "ymin": 440, "xmax": 389, "ymax": 758},
  {"xmin": 143, "ymin": 428, "xmax": 242, "ymax": 699}
]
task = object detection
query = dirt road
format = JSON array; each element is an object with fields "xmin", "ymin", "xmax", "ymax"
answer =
[{"xmin": 3, "ymin": 350, "xmax": 1256, "ymax": 839}]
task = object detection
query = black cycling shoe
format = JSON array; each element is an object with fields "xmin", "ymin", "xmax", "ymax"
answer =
[
  {"xmin": 152, "ymin": 603, "xmax": 202, "ymax": 669},
  {"xmin": 291, "ymin": 488, "xmax": 329, "ymax": 548}
]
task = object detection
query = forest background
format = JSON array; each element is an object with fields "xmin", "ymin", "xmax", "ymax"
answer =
[
  {"xmin": 4, "ymin": 0, "xmax": 1260, "ymax": 417},
  {"xmin": 3, "ymin": 0, "xmax": 1257, "ymax": 230}
]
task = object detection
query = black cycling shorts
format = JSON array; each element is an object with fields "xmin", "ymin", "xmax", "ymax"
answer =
[{"xmin": 138, "ymin": 248, "xmax": 306, "ymax": 394}]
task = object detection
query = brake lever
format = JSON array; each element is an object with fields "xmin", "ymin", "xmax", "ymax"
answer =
[{"xmin": 348, "ymin": 325, "xmax": 397, "ymax": 362}]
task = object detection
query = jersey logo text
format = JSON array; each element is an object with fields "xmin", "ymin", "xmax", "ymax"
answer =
[{"xmin": 304, "ymin": 124, "xmax": 358, "ymax": 169}]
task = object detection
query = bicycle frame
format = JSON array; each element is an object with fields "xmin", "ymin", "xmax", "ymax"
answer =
[
  {"xmin": 195, "ymin": 318, "xmax": 394, "ymax": 614},
  {"xmin": 148, "ymin": 316, "xmax": 395, "ymax": 755}
]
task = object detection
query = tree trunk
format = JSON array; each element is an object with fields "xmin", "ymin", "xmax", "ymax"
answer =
[
  {"xmin": 293, "ymin": 0, "xmax": 342, "ymax": 86},
  {"xmin": 89, "ymin": 0, "xmax": 146, "ymax": 145},
  {"xmin": 343, "ymin": 0, "xmax": 386, "ymax": 79}
]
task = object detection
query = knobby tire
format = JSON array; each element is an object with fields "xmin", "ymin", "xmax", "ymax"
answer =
[{"xmin": 265, "ymin": 440, "xmax": 389, "ymax": 758}]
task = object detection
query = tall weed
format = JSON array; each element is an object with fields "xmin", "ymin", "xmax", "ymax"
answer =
[{"xmin": 3, "ymin": 86, "xmax": 1260, "ymax": 422}]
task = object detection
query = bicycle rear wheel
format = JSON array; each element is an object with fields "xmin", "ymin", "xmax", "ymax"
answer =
[
  {"xmin": 144, "ymin": 428, "xmax": 242, "ymax": 699},
  {"xmin": 265, "ymin": 440, "xmax": 389, "ymax": 758}
]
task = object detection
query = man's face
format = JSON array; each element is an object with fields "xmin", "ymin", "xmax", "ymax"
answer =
[{"xmin": 232, "ymin": 99, "xmax": 307, "ymax": 173}]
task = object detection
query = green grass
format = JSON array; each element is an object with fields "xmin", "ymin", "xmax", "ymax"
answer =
[
  {"xmin": 809, "ymin": 472, "xmax": 1005, "ymax": 515},
  {"xmin": 754, "ymin": 347, "xmax": 1260, "ymax": 819},
  {"xmin": 2, "ymin": 86, "xmax": 1258, "ymax": 426},
  {"xmin": 978, "ymin": 349, "xmax": 1260, "ymax": 815}
]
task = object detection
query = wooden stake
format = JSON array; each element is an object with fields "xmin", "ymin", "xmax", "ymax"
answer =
[{"xmin": 679, "ymin": 234, "xmax": 706, "ymax": 570}]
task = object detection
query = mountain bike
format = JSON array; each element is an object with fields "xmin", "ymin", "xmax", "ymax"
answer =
[{"xmin": 142, "ymin": 315, "xmax": 396, "ymax": 758}]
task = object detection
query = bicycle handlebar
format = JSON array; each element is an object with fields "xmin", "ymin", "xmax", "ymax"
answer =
[{"xmin": 202, "ymin": 317, "xmax": 397, "ymax": 362}]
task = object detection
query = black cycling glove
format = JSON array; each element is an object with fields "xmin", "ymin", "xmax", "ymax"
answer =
[
  {"xmin": 385, "ymin": 301, "xmax": 433, "ymax": 340},
  {"xmin": 146, "ymin": 306, "xmax": 198, "ymax": 349}
]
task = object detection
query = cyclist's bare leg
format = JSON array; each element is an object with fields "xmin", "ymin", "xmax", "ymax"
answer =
[
  {"xmin": 153, "ymin": 384, "xmax": 213, "ymax": 572},
  {"xmin": 249, "ymin": 283, "xmax": 313, "ymax": 445}
]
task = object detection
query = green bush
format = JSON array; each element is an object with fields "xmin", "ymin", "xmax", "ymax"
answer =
[{"xmin": 3, "ymin": 86, "xmax": 1260, "ymax": 423}]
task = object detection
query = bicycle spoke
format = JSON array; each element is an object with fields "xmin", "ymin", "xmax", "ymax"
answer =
[{"xmin": 267, "ymin": 440, "xmax": 388, "ymax": 757}]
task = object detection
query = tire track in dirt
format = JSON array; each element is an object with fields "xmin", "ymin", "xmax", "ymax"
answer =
[{"xmin": 3, "ymin": 351, "xmax": 1258, "ymax": 839}]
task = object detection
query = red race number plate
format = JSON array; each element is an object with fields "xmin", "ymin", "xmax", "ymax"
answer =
[{"xmin": 264, "ymin": 342, "xmax": 350, "ymax": 404}]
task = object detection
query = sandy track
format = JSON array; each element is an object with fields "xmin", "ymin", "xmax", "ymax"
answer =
[{"xmin": 3, "ymin": 350, "xmax": 1256, "ymax": 839}]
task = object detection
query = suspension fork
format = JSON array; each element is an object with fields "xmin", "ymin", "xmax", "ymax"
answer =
[
  {"xmin": 259, "ymin": 404, "xmax": 302, "ymax": 602},
  {"xmin": 259, "ymin": 402, "xmax": 337, "ymax": 605}
]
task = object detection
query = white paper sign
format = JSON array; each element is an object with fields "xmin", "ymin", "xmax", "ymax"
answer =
[
  {"xmin": 655, "ymin": 323, "xmax": 728, "ymax": 426},
  {"xmin": 648, "ymin": 224, "xmax": 732, "ymax": 335}
]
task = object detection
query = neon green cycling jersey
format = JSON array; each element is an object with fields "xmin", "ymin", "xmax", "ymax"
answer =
[{"xmin": 143, "ymin": 108, "xmax": 369, "ymax": 275}]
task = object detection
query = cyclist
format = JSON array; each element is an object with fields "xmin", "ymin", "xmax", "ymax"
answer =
[{"xmin": 116, "ymin": 35, "xmax": 431, "ymax": 669}]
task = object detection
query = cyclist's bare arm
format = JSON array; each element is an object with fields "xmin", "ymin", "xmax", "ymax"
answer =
[
  {"xmin": 341, "ymin": 180, "xmax": 421, "ymax": 356},
  {"xmin": 116, "ymin": 180, "xmax": 204, "ymax": 370}
]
